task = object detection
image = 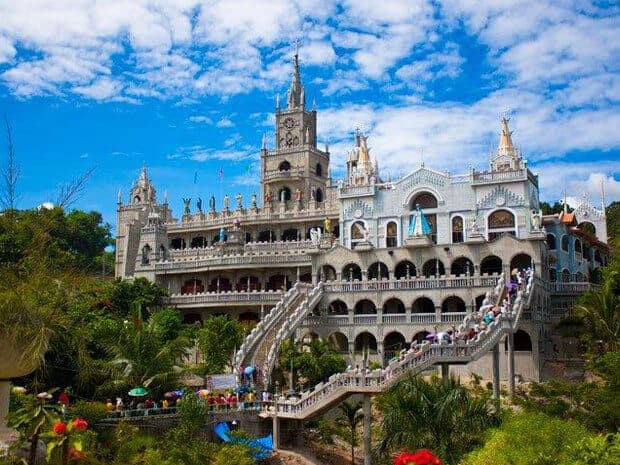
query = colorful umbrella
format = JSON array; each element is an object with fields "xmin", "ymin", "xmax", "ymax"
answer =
[
  {"xmin": 196, "ymin": 389, "xmax": 209, "ymax": 398},
  {"xmin": 173, "ymin": 389, "xmax": 185, "ymax": 397},
  {"xmin": 128, "ymin": 387, "xmax": 148, "ymax": 397}
]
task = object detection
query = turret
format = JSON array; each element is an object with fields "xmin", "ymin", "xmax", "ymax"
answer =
[
  {"xmin": 490, "ymin": 117, "xmax": 524, "ymax": 172},
  {"xmin": 129, "ymin": 165, "xmax": 156, "ymax": 205},
  {"xmin": 287, "ymin": 53, "xmax": 305, "ymax": 109}
]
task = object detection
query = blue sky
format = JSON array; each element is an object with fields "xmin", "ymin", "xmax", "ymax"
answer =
[{"xmin": 0, "ymin": 0, "xmax": 619, "ymax": 229}]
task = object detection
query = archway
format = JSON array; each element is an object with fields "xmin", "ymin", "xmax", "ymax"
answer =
[
  {"xmin": 190, "ymin": 236, "xmax": 207, "ymax": 248},
  {"xmin": 343, "ymin": 263, "xmax": 362, "ymax": 281},
  {"xmin": 328, "ymin": 300, "xmax": 348, "ymax": 315},
  {"xmin": 181, "ymin": 279, "xmax": 204, "ymax": 294},
  {"xmin": 475, "ymin": 294, "xmax": 486, "ymax": 310},
  {"xmin": 480, "ymin": 255, "xmax": 502, "ymax": 275},
  {"xmin": 549, "ymin": 269, "xmax": 557, "ymax": 282},
  {"xmin": 328, "ymin": 332, "xmax": 348, "ymax": 353},
  {"xmin": 514, "ymin": 330, "xmax": 532, "ymax": 351},
  {"xmin": 441, "ymin": 296, "xmax": 466, "ymax": 313},
  {"xmin": 383, "ymin": 298, "xmax": 405, "ymax": 314},
  {"xmin": 315, "ymin": 163, "xmax": 323, "ymax": 177},
  {"xmin": 412, "ymin": 331, "xmax": 430, "ymax": 344},
  {"xmin": 350, "ymin": 221, "xmax": 366, "ymax": 249},
  {"xmin": 321, "ymin": 265, "xmax": 337, "ymax": 281},
  {"xmin": 354, "ymin": 332, "xmax": 377, "ymax": 353},
  {"xmin": 170, "ymin": 238, "xmax": 186, "ymax": 250},
  {"xmin": 451, "ymin": 257, "xmax": 473, "ymax": 276},
  {"xmin": 208, "ymin": 277, "xmax": 231, "ymax": 292},
  {"xmin": 266, "ymin": 274, "xmax": 291, "ymax": 291},
  {"xmin": 546, "ymin": 233, "xmax": 556, "ymax": 250},
  {"xmin": 487, "ymin": 209, "xmax": 516, "ymax": 240},
  {"xmin": 510, "ymin": 253, "xmax": 532, "ymax": 271},
  {"xmin": 384, "ymin": 332, "xmax": 406, "ymax": 362},
  {"xmin": 278, "ymin": 186, "xmax": 291, "ymax": 202},
  {"xmin": 561, "ymin": 269, "xmax": 570, "ymax": 282},
  {"xmin": 368, "ymin": 261, "xmax": 389, "ymax": 280},
  {"xmin": 409, "ymin": 192, "xmax": 438, "ymax": 210},
  {"xmin": 354, "ymin": 299, "xmax": 377, "ymax": 314},
  {"xmin": 281, "ymin": 228, "xmax": 299, "ymax": 241},
  {"xmin": 278, "ymin": 160, "xmax": 291, "ymax": 171},
  {"xmin": 236, "ymin": 276, "xmax": 260, "ymax": 292},
  {"xmin": 315, "ymin": 188, "xmax": 323, "ymax": 202},
  {"xmin": 412, "ymin": 297, "xmax": 435, "ymax": 313},
  {"xmin": 395, "ymin": 260, "xmax": 416, "ymax": 279},
  {"xmin": 258, "ymin": 229, "xmax": 276, "ymax": 242},
  {"xmin": 422, "ymin": 259, "xmax": 445, "ymax": 277}
]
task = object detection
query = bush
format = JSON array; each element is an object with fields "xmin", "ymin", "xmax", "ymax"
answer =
[
  {"xmin": 70, "ymin": 400, "xmax": 108, "ymax": 425},
  {"xmin": 461, "ymin": 412, "xmax": 600, "ymax": 465}
]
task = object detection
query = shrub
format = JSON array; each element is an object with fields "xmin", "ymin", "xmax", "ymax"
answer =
[{"xmin": 70, "ymin": 400, "xmax": 108, "ymax": 425}]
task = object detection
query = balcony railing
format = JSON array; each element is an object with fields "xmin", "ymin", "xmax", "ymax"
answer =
[
  {"xmin": 471, "ymin": 169, "xmax": 527, "ymax": 184},
  {"xmin": 167, "ymin": 289, "xmax": 285, "ymax": 306},
  {"xmin": 301, "ymin": 312, "xmax": 468, "ymax": 327},
  {"xmin": 550, "ymin": 282, "xmax": 594, "ymax": 294},
  {"xmin": 155, "ymin": 252, "xmax": 311, "ymax": 271},
  {"xmin": 323, "ymin": 275, "xmax": 499, "ymax": 293}
]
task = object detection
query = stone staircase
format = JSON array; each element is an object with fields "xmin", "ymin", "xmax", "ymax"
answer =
[{"xmin": 264, "ymin": 273, "xmax": 537, "ymax": 420}]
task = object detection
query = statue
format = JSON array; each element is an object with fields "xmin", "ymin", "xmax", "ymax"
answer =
[
  {"xmin": 531, "ymin": 210, "xmax": 542, "ymax": 231},
  {"xmin": 469, "ymin": 216, "xmax": 479, "ymax": 235},
  {"xmin": 223, "ymin": 194, "xmax": 230, "ymax": 210},
  {"xmin": 324, "ymin": 217, "xmax": 332, "ymax": 234},
  {"xmin": 265, "ymin": 190, "xmax": 272, "ymax": 203},
  {"xmin": 280, "ymin": 189, "xmax": 286, "ymax": 202},
  {"xmin": 362, "ymin": 225, "xmax": 370, "ymax": 242},
  {"xmin": 233, "ymin": 218, "xmax": 241, "ymax": 230},
  {"xmin": 182, "ymin": 198, "xmax": 191, "ymax": 215},
  {"xmin": 209, "ymin": 195, "xmax": 216, "ymax": 211},
  {"xmin": 294, "ymin": 188, "xmax": 302, "ymax": 201},
  {"xmin": 251, "ymin": 192, "xmax": 257, "ymax": 208},
  {"xmin": 309, "ymin": 227, "xmax": 322, "ymax": 245},
  {"xmin": 310, "ymin": 188, "xmax": 316, "ymax": 201},
  {"xmin": 219, "ymin": 227, "xmax": 226, "ymax": 243},
  {"xmin": 196, "ymin": 197, "xmax": 203, "ymax": 213},
  {"xmin": 236, "ymin": 193, "xmax": 243, "ymax": 209},
  {"xmin": 408, "ymin": 204, "xmax": 432, "ymax": 236}
]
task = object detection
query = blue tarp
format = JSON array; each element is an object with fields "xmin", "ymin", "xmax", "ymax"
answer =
[{"xmin": 214, "ymin": 422, "xmax": 273, "ymax": 461}]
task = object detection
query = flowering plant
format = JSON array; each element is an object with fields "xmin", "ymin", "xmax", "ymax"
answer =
[
  {"xmin": 394, "ymin": 449, "xmax": 441, "ymax": 465},
  {"xmin": 45, "ymin": 418, "xmax": 89, "ymax": 464}
]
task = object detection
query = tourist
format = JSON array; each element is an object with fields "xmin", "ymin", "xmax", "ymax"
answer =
[
  {"xmin": 162, "ymin": 398, "xmax": 169, "ymax": 410},
  {"xmin": 105, "ymin": 398, "xmax": 114, "ymax": 413},
  {"xmin": 144, "ymin": 398, "xmax": 153, "ymax": 409}
]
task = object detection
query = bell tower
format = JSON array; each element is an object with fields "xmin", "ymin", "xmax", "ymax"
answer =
[{"xmin": 261, "ymin": 51, "xmax": 329, "ymax": 207}]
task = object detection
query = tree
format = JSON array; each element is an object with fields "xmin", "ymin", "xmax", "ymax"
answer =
[
  {"xmin": 1, "ymin": 116, "xmax": 19, "ymax": 212},
  {"xmin": 574, "ymin": 285, "xmax": 619, "ymax": 352},
  {"xmin": 376, "ymin": 375, "xmax": 499, "ymax": 465},
  {"xmin": 540, "ymin": 200, "xmax": 566, "ymax": 215},
  {"xmin": 336, "ymin": 400, "xmax": 364, "ymax": 465},
  {"xmin": 196, "ymin": 315, "xmax": 244, "ymax": 374},
  {"xmin": 279, "ymin": 337, "xmax": 347, "ymax": 389}
]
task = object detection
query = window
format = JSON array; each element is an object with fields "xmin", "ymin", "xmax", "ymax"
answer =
[
  {"xmin": 452, "ymin": 216, "xmax": 464, "ymax": 243},
  {"xmin": 575, "ymin": 239, "xmax": 582, "ymax": 255},
  {"xmin": 561, "ymin": 235, "xmax": 569, "ymax": 252},
  {"xmin": 487, "ymin": 209, "xmax": 516, "ymax": 240},
  {"xmin": 278, "ymin": 186, "xmax": 291, "ymax": 202},
  {"xmin": 410, "ymin": 192, "xmax": 438, "ymax": 209},
  {"xmin": 315, "ymin": 188, "xmax": 323, "ymax": 203},
  {"xmin": 350, "ymin": 221, "xmax": 366, "ymax": 248},
  {"xmin": 386, "ymin": 221, "xmax": 397, "ymax": 247},
  {"xmin": 278, "ymin": 160, "xmax": 291, "ymax": 171},
  {"xmin": 546, "ymin": 234, "xmax": 556, "ymax": 250},
  {"xmin": 316, "ymin": 163, "xmax": 323, "ymax": 177},
  {"xmin": 549, "ymin": 269, "xmax": 557, "ymax": 282},
  {"xmin": 141, "ymin": 244, "xmax": 151, "ymax": 265}
]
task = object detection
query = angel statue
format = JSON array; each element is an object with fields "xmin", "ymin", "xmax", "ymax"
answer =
[{"xmin": 182, "ymin": 198, "xmax": 191, "ymax": 215}]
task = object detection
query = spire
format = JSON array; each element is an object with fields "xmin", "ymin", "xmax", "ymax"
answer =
[
  {"xmin": 497, "ymin": 117, "xmax": 516, "ymax": 156},
  {"xmin": 164, "ymin": 190, "xmax": 168, "ymax": 204},
  {"xmin": 117, "ymin": 188, "xmax": 122, "ymax": 204},
  {"xmin": 358, "ymin": 135, "xmax": 370, "ymax": 168},
  {"xmin": 286, "ymin": 52, "xmax": 305, "ymax": 109},
  {"xmin": 275, "ymin": 93, "xmax": 280, "ymax": 109},
  {"xmin": 262, "ymin": 133, "xmax": 267, "ymax": 150},
  {"xmin": 563, "ymin": 190, "xmax": 568, "ymax": 215}
]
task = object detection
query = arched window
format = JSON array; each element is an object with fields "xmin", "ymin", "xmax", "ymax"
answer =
[
  {"xmin": 343, "ymin": 263, "xmax": 362, "ymax": 281},
  {"xmin": 575, "ymin": 271, "xmax": 585, "ymax": 282},
  {"xmin": 561, "ymin": 235, "xmax": 569, "ymax": 252},
  {"xmin": 513, "ymin": 330, "xmax": 532, "ymax": 351},
  {"xmin": 384, "ymin": 332, "xmax": 406, "ymax": 362},
  {"xmin": 386, "ymin": 221, "xmax": 397, "ymax": 247},
  {"xmin": 354, "ymin": 300, "xmax": 377, "ymax": 314},
  {"xmin": 190, "ymin": 236, "xmax": 206, "ymax": 248},
  {"xmin": 561, "ymin": 269, "xmax": 570, "ymax": 282},
  {"xmin": 422, "ymin": 259, "xmax": 445, "ymax": 277},
  {"xmin": 412, "ymin": 297, "xmax": 435, "ymax": 313},
  {"xmin": 315, "ymin": 163, "xmax": 323, "ymax": 177},
  {"xmin": 546, "ymin": 233, "xmax": 556, "ymax": 250},
  {"xmin": 395, "ymin": 260, "xmax": 416, "ymax": 279},
  {"xmin": 452, "ymin": 216, "xmax": 464, "ymax": 243},
  {"xmin": 328, "ymin": 300, "xmax": 348, "ymax": 315},
  {"xmin": 350, "ymin": 221, "xmax": 366, "ymax": 249},
  {"xmin": 410, "ymin": 192, "xmax": 438, "ymax": 209},
  {"xmin": 442, "ymin": 296, "xmax": 466, "ymax": 313},
  {"xmin": 170, "ymin": 238, "xmax": 186, "ymax": 250},
  {"xmin": 383, "ymin": 298, "xmax": 405, "ymax": 314},
  {"xmin": 278, "ymin": 160, "xmax": 291, "ymax": 171},
  {"xmin": 181, "ymin": 279, "xmax": 204, "ymax": 294},
  {"xmin": 321, "ymin": 265, "xmax": 337, "ymax": 281},
  {"xmin": 328, "ymin": 332, "xmax": 348, "ymax": 353},
  {"xmin": 549, "ymin": 269, "xmax": 557, "ymax": 282},
  {"xmin": 237, "ymin": 276, "xmax": 260, "ymax": 292},
  {"xmin": 480, "ymin": 255, "xmax": 502, "ymax": 275},
  {"xmin": 575, "ymin": 239, "xmax": 582, "ymax": 255},
  {"xmin": 141, "ymin": 244, "xmax": 151, "ymax": 265},
  {"xmin": 510, "ymin": 254, "xmax": 532, "ymax": 271},
  {"xmin": 315, "ymin": 188, "xmax": 323, "ymax": 203},
  {"xmin": 451, "ymin": 257, "xmax": 473, "ymax": 276},
  {"xmin": 487, "ymin": 209, "xmax": 516, "ymax": 240},
  {"xmin": 354, "ymin": 332, "xmax": 377, "ymax": 353},
  {"xmin": 133, "ymin": 195, "xmax": 141, "ymax": 204},
  {"xmin": 368, "ymin": 262, "xmax": 389, "ymax": 280},
  {"xmin": 278, "ymin": 186, "xmax": 291, "ymax": 202}
]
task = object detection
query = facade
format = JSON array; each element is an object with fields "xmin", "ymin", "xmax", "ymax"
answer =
[{"xmin": 116, "ymin": 55, "xmax": 609, "ymax": 381}]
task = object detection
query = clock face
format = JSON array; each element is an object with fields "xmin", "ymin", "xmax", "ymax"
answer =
[
  {"xmin": 283, "ymin": 117, "xmax": 295, "ymax": 129},
  {"xmin": 353, "ymin": 208, "xmax": 363, "ymax": 219}
]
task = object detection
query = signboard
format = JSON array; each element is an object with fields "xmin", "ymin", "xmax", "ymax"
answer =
[{"xmin": 206, "ymin": 374, "xmax": 236, "ymax": 391}]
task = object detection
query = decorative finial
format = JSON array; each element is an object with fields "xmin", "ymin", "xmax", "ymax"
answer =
[
  {"xmin": 164, "ymin": 190, "xmax": 168, "ymax": 204},
  {"xmin": 312, "ymin": 97, "xmax": 317, "ymax": 110},
  {"xmin": 563, "ymin": 190, "xmax": 568, "ymax": 215},
  {"xmin": 276, "ymin": 93, "xmax": 280, "ymax": 109},
  {"xmin": 262, "ymin": 133, "xmax": 267, "ymax": 150},
  {"xmin": 117, "ymin": 188, "xmax": 122, "ymax": 204}
]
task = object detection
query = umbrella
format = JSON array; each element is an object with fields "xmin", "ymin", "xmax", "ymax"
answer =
[
  {"xmin": 196, "ymin": 389, "xmax": 209, "ymax": 398},
  {"xmin": 243, "ymin": 366, "xmax": 255, "ymax": 376},
  {"xmin": 128, "ymin": 387, "xmax": 148, "ymax": 397},
  {"xmin": 164, "ymin": 391, "xmax": 177, "ymax": 399},
  {"xmin": 425, "ymin": 333, "xmax": 436, "ymax": 340},
  {"xmin": 173, "ymin": 389, "xmax": 185, "ymax": 397},
  {"xmin": 511, "ymin": 268, "xmax": 519, "ymax": 275}
]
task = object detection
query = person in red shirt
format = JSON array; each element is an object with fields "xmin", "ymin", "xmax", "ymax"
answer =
[{"xmin": 58, "ymin": 390, "xmax": 69, "ymax": 406}]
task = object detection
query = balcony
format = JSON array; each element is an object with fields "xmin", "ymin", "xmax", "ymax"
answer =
[
  {"xmin": 263, "ymin": 167, "xmax": 304, "ymax": 182},
  {"xmin": 301, "ymin": 312, "xmax": 468, "ymax": 327},
  {"xmin": 323, "ymin": 275, "xmax": 499, "ymax": 293},
  {"xmin": 471, "ymin": 169, "xmax": 527, "ymax": 185},
  {"xmin": 155, "ymin": 252, "xmax": 311, "ymax": 272},
  {"xmin": 166, "ymin": 289, "xmax": 285, "ymax": 308},
  {"xmin": 550, "ymin": 282, "xmax": 595, "ymax": 295},
  {"xmin": 338, "ymin": 185, "xmax": 375, "ymax": 198}
]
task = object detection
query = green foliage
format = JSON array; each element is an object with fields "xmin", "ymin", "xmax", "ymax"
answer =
[
  {"xmin": 69, "ymin": 400, "xmax": 108, "ymax": 425},
  {"xmin": 607, "ymin": 201, "xmax": 620, "ymax": 248},
  {"xmin": 335, "ymin": 400, "xmax": 364, "ymax": 465},
  {"xmin": 196, "ymin": 315, "xmax": 244, "ymax": 374},
  {"xmin": 563, "ymin": 433, "xmax": 620, "ymax": 465},
  {"xmin": 279, "ymin": 337, "xmax": 347, "ymax": 389},
  {"xmin": 460, "ymin": 412, "xmax": 615, "ymax": 465},
  {"xmin": 540, "ymin": 200, "xmax": 567, "ymax": 215},
  {"xmin": 107, "ymin": 277, "xmax": 169, "ymax": 318},
  {"xmin": 376, "ymin": 375, "xmax": 499, "ymax": 465},
  {"xmin": 175, "ymin": 394, "xmax": 209, "ymax": 438}
]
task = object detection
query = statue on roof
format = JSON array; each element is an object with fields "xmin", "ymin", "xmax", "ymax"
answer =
[
  {"xmin": 182, "ymin": 198, "xmax": 191, "ymax": 215},
  {"xmin": 196, "ymin": 197, "xmax": 203, "ymax": 213}
]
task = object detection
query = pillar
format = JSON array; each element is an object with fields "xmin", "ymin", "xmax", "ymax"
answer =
[
  {"xmin": 272, "ymin": 414, "xmax": 280, "ymax": 450},
  {"xmin": 441, "ymin": 363, "xmax": 450, "ymax": 387},
  {"xmin": 492, "ymin": 343, "xmax": 500, "ymax": 402},
  {"xmin": 363, "ymin": 394, "xmax": 372, "ymax": 465},
  {"xmin": 507, "ymin": 331, "xmax": 515, "ymax": 396}
]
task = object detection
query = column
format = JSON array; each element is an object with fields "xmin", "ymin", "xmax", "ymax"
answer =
[
  {"xmin": 492, "ymin": 343, "xmax": 500, "ymax": 402},
  {"xmin": 507, "ymin": 331, "xmax": 515, "ymax": 396},
  {"xmin": 441, "ymin": 364, "xmax": 450, "ymax": 387},
  {"xmin": 363, "ymin": 394, "xmax": 372, "ymax": 465},
  {"xmin": 272, "ymin": 414, "xmax": 280, "ymax": 450}
]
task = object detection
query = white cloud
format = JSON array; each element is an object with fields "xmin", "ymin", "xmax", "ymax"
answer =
[
  {"xmin": 189, "ymin": 115, "xmax": 213, "ymax": 124},
  {"xmin": 215, "ymin": 118, "xmax": 234, "ymax": 128},
  {"xmin": 73, "ymin": 77, "xmax": 124, "ymax": 100}
]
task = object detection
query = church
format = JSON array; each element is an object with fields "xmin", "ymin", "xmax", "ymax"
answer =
[{"xmin": 115, "ymin": 53, "xmax": 609, "ymax": 382}]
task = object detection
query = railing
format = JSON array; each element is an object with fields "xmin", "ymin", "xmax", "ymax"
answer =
[
  {"xmin": 411, "ymin": 314, "xmax": 436, "ymax": 324},
  {"xmin": 471, "ymin": 169, "xmax": 527, "ymax": 184},
  {"xmin": 382, "ymin": 314, "xmax": 407, "ymax": 324},
  {"xmin": 103, "ymin": 402, "xmax": 267, "ymax": 421},
  {"xmin": 550, "ymin": 282, "xmax": 594, "ymax": 294},
  {"xmin": 155, "ymin": 252, "xmax": 311, "ymax": 271},
  {"xmin": 338, "ymin": 185, "xmax": 375, "ymax": 198},
  {"xmin": 263, "ymin": 168, "xmax": 305, "ymax": 181},
  {"xmin": 167, "ymin": 290, "xmax": 284, "ymax": 306},
  {"xmin": 245, "ymin": 240, "xmax": 314, "ymax": 253},
  {"xmin": 267, "ymin": 273, "xmax": 538, "ymax": 419},
  {"xmin": 353, "ymin": 315, "xmax": 377, "ymax": 324},
  {"xmin": 440, "ymin": 312, "xmax": 468, "ymax": 323},
  {"xmin": 324, "ymin": 275, "xmax": 499, "ymax": 293}
]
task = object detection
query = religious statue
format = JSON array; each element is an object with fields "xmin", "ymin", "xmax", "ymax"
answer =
[
  {"xmin": 280, "ymin": 190, "xmax": 286, "ymax": 202},
  {"xmin": 236, "ymin": 193, "xmax": 243, "ymax": 209},
  {"xmin": 469, "ymin": 216, "xmax": 480, "ymax": 235},
  {"xmin": 182, "ymin": 198, "xmax": 191, "ymax": 215},
  {"xmin": 223, "ymin": 194, "xmax": 230, "ymax": 210},
  {"xmin": 209, "ymin": 195, "xmax": 216, "ymax": 211},
  {"xmin": 251, "ymin": 192, "xmax": 257, "ymax": 208},
  {"xmin": 408, "ymin": 204, "xmax": 432, "ymax": 236},
  {"xmin": 310, "ymin": 188, "xmax": 316, "ymax": 201},
  {"xmin": 309, "ymin": 227, "xmax": 322, "ymax": 246},
  {"xmin": 294, "ymin": 188, "xmax": 302, "ymax": 201},
  {"xmin": 324, "ymin": 217, "xmax": 332, "ymax": 234},
  {"xmin": 196, "ymin": 197, "xmax": 203, "ymax": 213},
  {"xmin": 531, "ymin": 209, "xmax": 542, "ymax": 231},
  {"xmin": 233, "ymin": 218, "xmax": 241, "ymax": 230},
  {"xmin": 362, "ymin": 225, "xmax": 370, "ymax": 242},
  {"xmin": 219, "ymin": 227, "xmax": 226, "ymax": 243},
  {"xmin": 265, "ymin": 190, "xmax": 272, "ymax": 203}
]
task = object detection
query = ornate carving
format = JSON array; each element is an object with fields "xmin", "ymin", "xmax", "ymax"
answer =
[
  {"xmin": 344, "ymin": 199, "xmax": 373, "ymax": 219},
  {"xmin": 476, "ymin": 186, "xmax": 524, "ymax": 209},
  {"xmin": 401, "ymin": 168, "xmax": 447, "ymax": 190}
]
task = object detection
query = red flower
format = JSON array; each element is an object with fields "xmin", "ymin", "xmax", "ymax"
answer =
[
  {"xmin": 68, "ymin": 447, "xmax": 85, "ymax": 460},
  {"xmin": 52, "ymin": 421, "xmax": 67, "ymax": 435},
  {"xmin": 394, "ymin": 449, "xmax": 441, "ymax": 465},
  {"xmin": 71, "ymin": 418, "xmax": 89, "ymax": 432}
]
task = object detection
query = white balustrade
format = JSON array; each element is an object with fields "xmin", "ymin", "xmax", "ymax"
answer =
[
  {"xmin": 411, "ymin": 314, "xmax": 436, "ymax": 324},
  {"xmin": 381, "ymin": 314, "xmax": 407, "ymax": 324}
]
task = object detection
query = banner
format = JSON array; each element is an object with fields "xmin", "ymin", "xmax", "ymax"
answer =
[{"xmin": 206, "ymin": 374, "xmax": 236, "ymax": 391}]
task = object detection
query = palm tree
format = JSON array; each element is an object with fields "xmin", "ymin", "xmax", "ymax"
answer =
[
  {"xmin": 336, "ymin": 400, "xmax": 364, "ymax": 465},
  {"xmin": 376, "ymin": 374, "xmax": 499, "ymax": 465},
  {"xmin": 575, "ymin": 284, "xmax": 620, "ymax": 352}
]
